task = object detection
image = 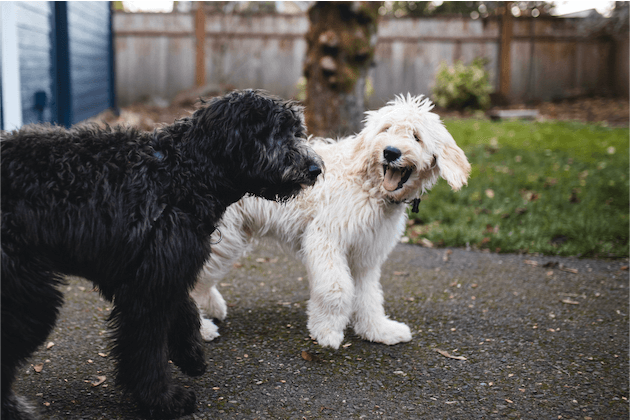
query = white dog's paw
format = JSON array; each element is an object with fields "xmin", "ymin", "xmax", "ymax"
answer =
[
  {"xmin": 355, "ymin": 318, "xmax": 412, "ymax": 345},
  {"xmin": 207, "ymin": 286, "xmax": 228, "ymax": 320},
  {"xmin": 200, "ymin": 318, "xmax": 220, "ymax": 342},
  {"xmin": 308, "ymin": 326, "xmax": 345, "ymax": 349}
]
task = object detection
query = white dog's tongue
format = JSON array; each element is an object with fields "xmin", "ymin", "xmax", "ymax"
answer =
[{"xmin": 384, "ymin": 168, "xmax": 403, "ymax": 191}]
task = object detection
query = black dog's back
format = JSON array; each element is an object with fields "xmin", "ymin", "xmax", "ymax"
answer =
[{"xmin": 1, "ymin": 125, "xmax": 165, "ymax": 278}]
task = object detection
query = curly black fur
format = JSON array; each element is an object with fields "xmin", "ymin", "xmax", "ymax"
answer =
[{"xmin": 1, "ymin": 90, "xmax": 323, "ymax": 419}]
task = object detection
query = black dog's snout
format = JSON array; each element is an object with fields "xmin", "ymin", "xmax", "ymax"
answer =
[
  {"xmin": 308, "ymin": 164, "xmax": 322, "ymax": 179},
  {"xmin": 383, "ymin": 146, "xmax": 402, "ymax": 163}
]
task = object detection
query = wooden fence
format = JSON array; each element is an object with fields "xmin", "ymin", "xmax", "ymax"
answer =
[{"xmin": 114, "ymin": 11, "xmax": 628, "ymax": 107}]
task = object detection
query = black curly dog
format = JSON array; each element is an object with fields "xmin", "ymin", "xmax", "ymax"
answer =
[{"xmin": 1, "ymin": 90, "xmax": 323, "ymax": 419}]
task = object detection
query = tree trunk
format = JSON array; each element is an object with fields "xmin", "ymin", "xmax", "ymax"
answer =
[{"xmin": 303, "ymin": 2, "xmax": 380, "ymax": 138}]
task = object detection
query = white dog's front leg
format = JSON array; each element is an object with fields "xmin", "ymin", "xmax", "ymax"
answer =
[
  {"xmin": 352, "ymin": 267, "xmax": 412, "ymax": 345},
  {"xmin": 304, "ymin": 240, "xmax": 354, "ymax": 349}
]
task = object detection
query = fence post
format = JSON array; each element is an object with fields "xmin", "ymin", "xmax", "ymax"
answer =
[
  {"xmin": 499, "ymin": 3, "xmax": 513, "ymax": 102},
  {"xmin": 195, "ymin": 4, "xmax": 206, "ymax": 86}
]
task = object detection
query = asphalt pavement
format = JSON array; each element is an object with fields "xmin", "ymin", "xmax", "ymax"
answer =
[{"xmin": 12, "ymin": 243, "xmax": 629, "ymax": 419}]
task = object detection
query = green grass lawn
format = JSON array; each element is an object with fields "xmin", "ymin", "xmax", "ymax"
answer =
[{"xmin": 406, "ymin": 119, "xmax": 629, "ymax": 258}]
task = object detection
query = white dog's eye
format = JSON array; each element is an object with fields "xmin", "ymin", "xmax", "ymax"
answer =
[{"xmin": 414, "ymin": 133, "xmax": 421, "ymax": 143}]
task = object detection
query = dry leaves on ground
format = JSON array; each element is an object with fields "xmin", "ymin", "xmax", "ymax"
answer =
[
  {"xmin": 91, "ymin": 376, "xmax": 107, "ymax": 387},
  {"xmin": 301, "ymin": 351, "xmax": 320, "ymax": 362},
  {"xmin": 435, "ymin": 348, "xmax": 467, "ymax": 361}
]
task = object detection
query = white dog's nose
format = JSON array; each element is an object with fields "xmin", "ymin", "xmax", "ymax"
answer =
[{"xmin": 383, "ymin": 146, "xmax": 402, "ymax": 163}]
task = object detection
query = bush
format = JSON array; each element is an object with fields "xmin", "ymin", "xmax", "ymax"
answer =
[{"xmin": 432, "ymin": 58, "xmax": 492, "ymax": 111}]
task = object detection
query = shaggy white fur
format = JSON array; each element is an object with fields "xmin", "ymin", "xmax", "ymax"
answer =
[{"xmin": 191, "ymin": 94, "xmax": 471, "ymax": 349}]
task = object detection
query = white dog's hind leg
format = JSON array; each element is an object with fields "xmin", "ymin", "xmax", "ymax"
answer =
[
  {"xmin": 191, "ymin": 280, "xmax": 224, "ymax": 342},
  {"xmin": 191, "ymin": 273, "xmax": 228, "ymax": 320},
  {"xmin": 304, "ymin": 239, "xmax": 354, "ymax": 349},
  {"xmin": 352, "ymin": 267, "xmax": 412, "ymax": 345},
  {"xmin": 192, "ymin": 210, "xmax": 251, "ymax": 341},
  {"xmin": 206, "ymin": 285, "xmax": 227, "ymax": 320},
  {"xmin": 200, "ymin": 318, "xmax": 221, "ymax": 341}
]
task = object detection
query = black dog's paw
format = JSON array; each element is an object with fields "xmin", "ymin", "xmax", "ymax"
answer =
[
  {"xmin": 180, "ymin": 359, "xmax": 207, "ymax": 377},
  {"xmin": 170, "ymin": 342, "xmax": 207, "ymax": 377},
  {"xmin": 172, "ymin": 352, "xmax": 207, "ymax": 378},
  {"xmin": 139, "ymin": 386, "xmax": 196, "ymax": 419}
]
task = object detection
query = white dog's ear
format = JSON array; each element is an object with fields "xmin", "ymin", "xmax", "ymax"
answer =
[{"xmin": 432, "ymin": 124, "xmax": 471, "ymax": 191}]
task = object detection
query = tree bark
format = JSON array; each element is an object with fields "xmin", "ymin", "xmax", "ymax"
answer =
[{"xmin": 303, "ymin": 2, "xmax": 380, "ymax": 138}]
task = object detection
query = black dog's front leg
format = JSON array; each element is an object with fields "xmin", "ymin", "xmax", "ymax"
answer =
[
  {"xmin": 110, "ymin": 289, "xmax": 197, "ymax": 419},
  {"xmin": 168, "ymin": 295, "xmax": 207, "ymax": 377}
]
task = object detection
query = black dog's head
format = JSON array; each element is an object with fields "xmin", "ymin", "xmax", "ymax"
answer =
[{"xmin": 184, "ymin": 90, "xmax": 323, "ymax": 201}]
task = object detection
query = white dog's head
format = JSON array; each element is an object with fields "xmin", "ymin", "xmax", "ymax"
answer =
[{"xmin": 351, "ymin": 94, "xmax": 471, "ymax": 203}]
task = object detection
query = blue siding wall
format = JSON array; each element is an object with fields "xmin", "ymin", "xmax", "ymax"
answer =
[
  {"xmin": 1, "ymin": 1, "xmax": 113, "ymax": 129},
  {"xmin": 15, "ymin": 1, "xmax": 54, "ymax": 125},
  {"xmin": 67, "ymin": 2, "xmax": 112, "ymax": 124}
]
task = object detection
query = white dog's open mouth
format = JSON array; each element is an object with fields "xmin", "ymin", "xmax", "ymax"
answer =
[{"xmin": 383, "ymin": 165, "xmax": 412, "ymax": 191}]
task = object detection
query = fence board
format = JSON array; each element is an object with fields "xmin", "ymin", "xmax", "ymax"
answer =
[{"xmin": 114, "ymin": 12, "xmax": 627, "ymax": 107}]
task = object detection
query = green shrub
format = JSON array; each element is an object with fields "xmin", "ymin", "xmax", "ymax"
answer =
[{"xmin": 432, "ymin": 58, "xmax": 492, "ymax": 111}]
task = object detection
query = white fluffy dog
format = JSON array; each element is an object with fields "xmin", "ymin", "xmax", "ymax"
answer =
[{"xmin": 191, "ymin": 95, "xmax": 471, "ymax": 349}]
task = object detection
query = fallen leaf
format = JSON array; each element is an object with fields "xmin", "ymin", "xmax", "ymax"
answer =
[
  {"xmin": 43, "ymin": 402, "xmax": 51, "ymax": 407},
  {"xmin": 435, "ymin": 348, "xmax": 467, "ymax": 361},
  {"xmin": 561, "ymin": 299, "xmax": 580, "ymax": 305},
  {"xmin": 524, "ymin": 260, "xmax": 539, "ymax": 267},
  {"xmin": 342, "ymin": 343, "xmax": 352, "ymax": 348},
  {"xmin": 621, "ymin": 266, "xmax": 628, "ymax": 271},
  {"xmin": 91, "ymin": 376, "xmax": 107, "ymax": 387},
  {"xmin": 98, "ymin": 352, "xmax": 108, "ymax": 358},
  {"xmin": 393, "ymin": 271, "xmax": 409, "ymax": 276},
  {"xmin": 33, "ymin": 363, "xmax": 44, "ymax": 373},
  {"xmin": 443, "ymin": 249, "xmax": 453, "ymax": 262},
  {"xmin": 559, "ymin": 267, "xmax": 578, "ymax": 274},
  {"xmin": 46, "ymin": 342, "xmax": 55, "ymax": 350},
  {"xmin": 301, "ymin": 351, "xmax": 319, "ymax": 362},
  {"xmin": 419, "ymin": 238, "xmax": 433, "ymax": 248}
]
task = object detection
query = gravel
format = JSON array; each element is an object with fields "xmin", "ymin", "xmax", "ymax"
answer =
[{"xmin": 12, "ymin": 243, "xmax": 629, "ymax": 419}]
